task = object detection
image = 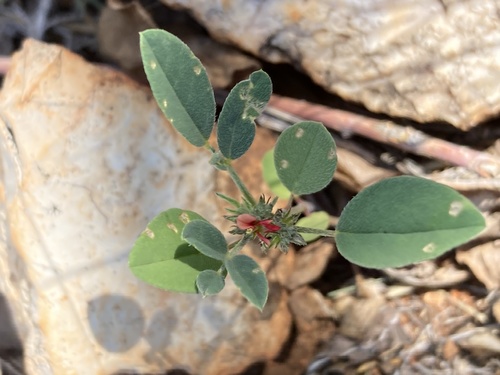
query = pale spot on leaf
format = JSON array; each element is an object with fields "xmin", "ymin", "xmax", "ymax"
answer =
[
  {"xmin": 295, "ymin": 128, "xmax": 305, "ymax": 138},
  {"xmin": 193, "ymin": 65, "xmax": 202, "ymax": 75},
  {"xmin": 328, "ymin": 148, "xmax": 336, "ymax": 160},
  {"xmin": 252, "ymin": 267, "xmax": 262, "ymax": 274},
  {"xmin": 166, "ymin": 223, "xmax": 178, "ymax": 233},
  {"xmin": 280, "ymin": 160, "xmax": 289, "ymax": 169},
  {"xmin": 179, "ymin": 212, "xmax": 190, "ymax": 224},
  {"xmin": 144, "ymin": 227, "xmax": 155, "ymax": 239},
  {"xmin": 449, "ymin": 201, "xmax": 463, "ymax": 217},
  {"xmin": 162, "ymin": 99, "xmax": 167, "ymax": 108},
  {"xmin": 422, "ymin": 243, "xmax": 436, "ymax": 253},
  {"xmin": 150, "ymin": 61, "xmax": 157, "ymax": 70}
]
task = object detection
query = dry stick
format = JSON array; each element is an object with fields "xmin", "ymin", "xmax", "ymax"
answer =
[{"xmin": 268, "ymin": 95, "xmax": 500, "ymax": 178}]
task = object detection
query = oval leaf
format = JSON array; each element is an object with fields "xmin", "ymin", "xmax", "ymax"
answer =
[
  {"xmin": 182, "ymin": 220, "xmax": 228, "ymax": 261},
  {"xmin": 336, "ymin": 176, "xmax": 486, "ymax": 269},
  {"xmin": 262, "ymin": 149, "xmax": 292, "ymax": 199},
  {"xmin": 196, "ymin": 270, "xmax": 225, "ymax": 297},
  {"xmin": 225, "ymin": 254, "xmax": 268, "ymax": 311},
  {"xmin": 217, "ymin": 70, "xmax": 272, "ymax": 159},
  {"xmin": 274, "ymin": 121, "xmax": 337, "ymax": 195},
  {"xmin": 296, "ymin": 211, "xmax": 330, "ymax": 242},
  {"xmin": 140, "ymin": 29, "xmax": 215, "ymax": 147},
  {"xmin": 129, "ymin": 209, "xmax": 222, "ymax": 293}
]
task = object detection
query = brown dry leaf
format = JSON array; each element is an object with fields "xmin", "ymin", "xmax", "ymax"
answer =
[
  {"xmin": 457, "ymin": 241, "xmax": 500, "ymax": 290},
  {"xmin": 455, "ymin": 329, "xmax": 500, "ymax": 358},
  {"xmin": 264, "ymin": 287, "xmax": 335, "ymax": 375},
  {"xmin": 286, "ymin": 239, "xmax": 336, "ymax": 290},
  {"xmin": 98, "ymin": 1, "xmax": 155, "ymax": 70},
  {"xmin": 335, "ymin": 147, "xmax": 397, "ymax": 192},
  {"xmin": 383, "ymin": 260, "xmax": 469, "ymax": 288},
  {"xmin": 310, "ymin": 288, "xmax": 499, "ymax": 374}
]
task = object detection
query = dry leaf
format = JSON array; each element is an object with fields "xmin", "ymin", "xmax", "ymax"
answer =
[{"xmin": 457, "ymin": 241, "xmax": 500, "ymax": 290}]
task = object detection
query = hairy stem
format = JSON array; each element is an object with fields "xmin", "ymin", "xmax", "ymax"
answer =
[
  {"xmin": 228, "ymin": 235, "xmax": 251, "ymax": 257},
  {"xmin": 226, "ymin": 165, "xmax": 256, "ymax": 206},
  {"xmin": 295, "ymin": 226, "xmax": 336, "ymax": 238}
]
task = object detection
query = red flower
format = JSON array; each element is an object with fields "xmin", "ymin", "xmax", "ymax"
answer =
[
  {"xmin": 236, "ymin": 214, "xmax": 258, "ymax": 230},
  {"xmin": 236, "ymin": 214, "xmax": 280, "ymax": 246}
]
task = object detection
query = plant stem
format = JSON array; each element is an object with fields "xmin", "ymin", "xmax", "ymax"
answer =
[
  {"xmin": 295, "ymin": 226, "xmax": 336, "ymax": 238},
  {"xmin": 228, "ymin": 235, "xmax": 251, "ymax": 257},
  {"xmin": 204, "ymin": 142, "xmax": 216, "ymax": 154},
  {"xmin": 226, "ymin": 165, "xmax": 256, "ymax": 206}
]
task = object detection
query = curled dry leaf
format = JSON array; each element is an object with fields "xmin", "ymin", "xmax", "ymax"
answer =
[
  {"xmin": 383, "ymin": 261, "xmax": 469, "ymax": 289},
  {"xmin": 287, "ymin": 239, "xmax": 336, "ymax": 290},
  {"xmin": 457, "ymin": 241, "xmax": 500, "ymax": 290}
]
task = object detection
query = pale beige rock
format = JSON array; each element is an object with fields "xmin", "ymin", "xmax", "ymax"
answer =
[
  {"xmin": 0, "ymin": 39, "xmax": 291, "ymax": 375},
  {"xmin": 160, "ymin": 0, "xmax": 500, "ymax": 129}
]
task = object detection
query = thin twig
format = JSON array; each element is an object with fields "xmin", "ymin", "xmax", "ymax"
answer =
[
  {"xmin": 29, "ymin": 0, "xmax": 53, "ymax": 39},
  {"xmin": 267, "ymin": 95, "xmax": 500, "ymax": 178}
]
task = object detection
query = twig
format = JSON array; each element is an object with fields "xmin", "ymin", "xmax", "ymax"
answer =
[
  {"xmin": 29, "ymin": 0, "xmax": 53, "ymax": 39},
  {"xmin": 268, "ymin": 95, "xmax": 500, "ymax": 178}
]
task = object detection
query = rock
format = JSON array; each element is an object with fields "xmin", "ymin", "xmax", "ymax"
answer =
[
  {"xmin": 0, "ymin": 39, "xmax": 291, "ymax": 375},
  {"xmin": 160, "ymin": 0, "xmax": 500, "ymax": 129}
]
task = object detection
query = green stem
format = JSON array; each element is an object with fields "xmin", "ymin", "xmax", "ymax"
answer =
[
  {"xmin": 218, "ymin": 236, "xmax": 251, "ymax": 274},
  {"xmin": 204, "ymin": 142, "xmax": 216, "ymax": 154},
  {"xmin": 226, "ymin": 165, "xmax": 256, "ymax": 206},
  {"xmin": 228, "ymin": 235, "xmax": 251, "ymax": 257},
  {"xmin": 295, "ymin": 226, "xmax": 337, "ymax": 238},
  {"xmin": 228, "ymin": 240, "xmax": 241, "ymax": 250}
]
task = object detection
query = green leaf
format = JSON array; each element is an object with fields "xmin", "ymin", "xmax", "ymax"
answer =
[
  {"xmin": 217, "ymin": 70, "xmax": 272, "ymax": 159},
  {"xmin": 182, "ymin": 220, "xmax": 228, "ymax": 261},
  {"xmin": 140, "ymin": 29, "xmax": 215, "ymax": 147},
  {"xmin": 274, "ymin": 121, "xmax": 337, "ymax": 195},
  {"xmin": 215, "ymin": 192, "xmax": 241, "ymax": 208},
  {"xmin": 262, "ymin": 149, "xmax": 292, "ymax": 199},
  {"xmin": 196, "ymin": 270, "xmax": 225, "ymax": 297},
  {"xmin": 129, "ymin": 209, "xmax": 222, "ymax": 293},
  {"xmin": 225, "ymin": 254, "xmax": 268, "ymax": 311},
  {"xmin": 296, "ymin": 211, "xmax": 330, "ymax": 242},
  {"xmin": 336, "ymin": 176, "xmax": 486, "ymax": 269}
]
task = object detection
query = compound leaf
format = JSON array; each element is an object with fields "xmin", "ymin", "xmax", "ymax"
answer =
[
  {"xmin": 336, "ymin": 176, "xmax": 486, "ymax": 268},
  {"xmin": 225, "ymin": 254, "xmax": 268, "ymax": 311},
  {"xmin": 218, "ymin": 70, "xmax": 272, "ymax": 159},
  {"xmin": 140, "ymin": 29, "xmax": 215, "ymax": 147},
  {"xmin": 129, "ymin": 209, "xmax": 222, "ymax": 293},
  {"xmin": 196, "ymin": 270, "xmax": 225, "ymax": 297},
  {"xmin": 182, "ymin": 220, "xmax": 228, "ymax": 261},
  {"xmin": 274, "ymin": 121, "xmax": 337, "ymax": 195}
]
